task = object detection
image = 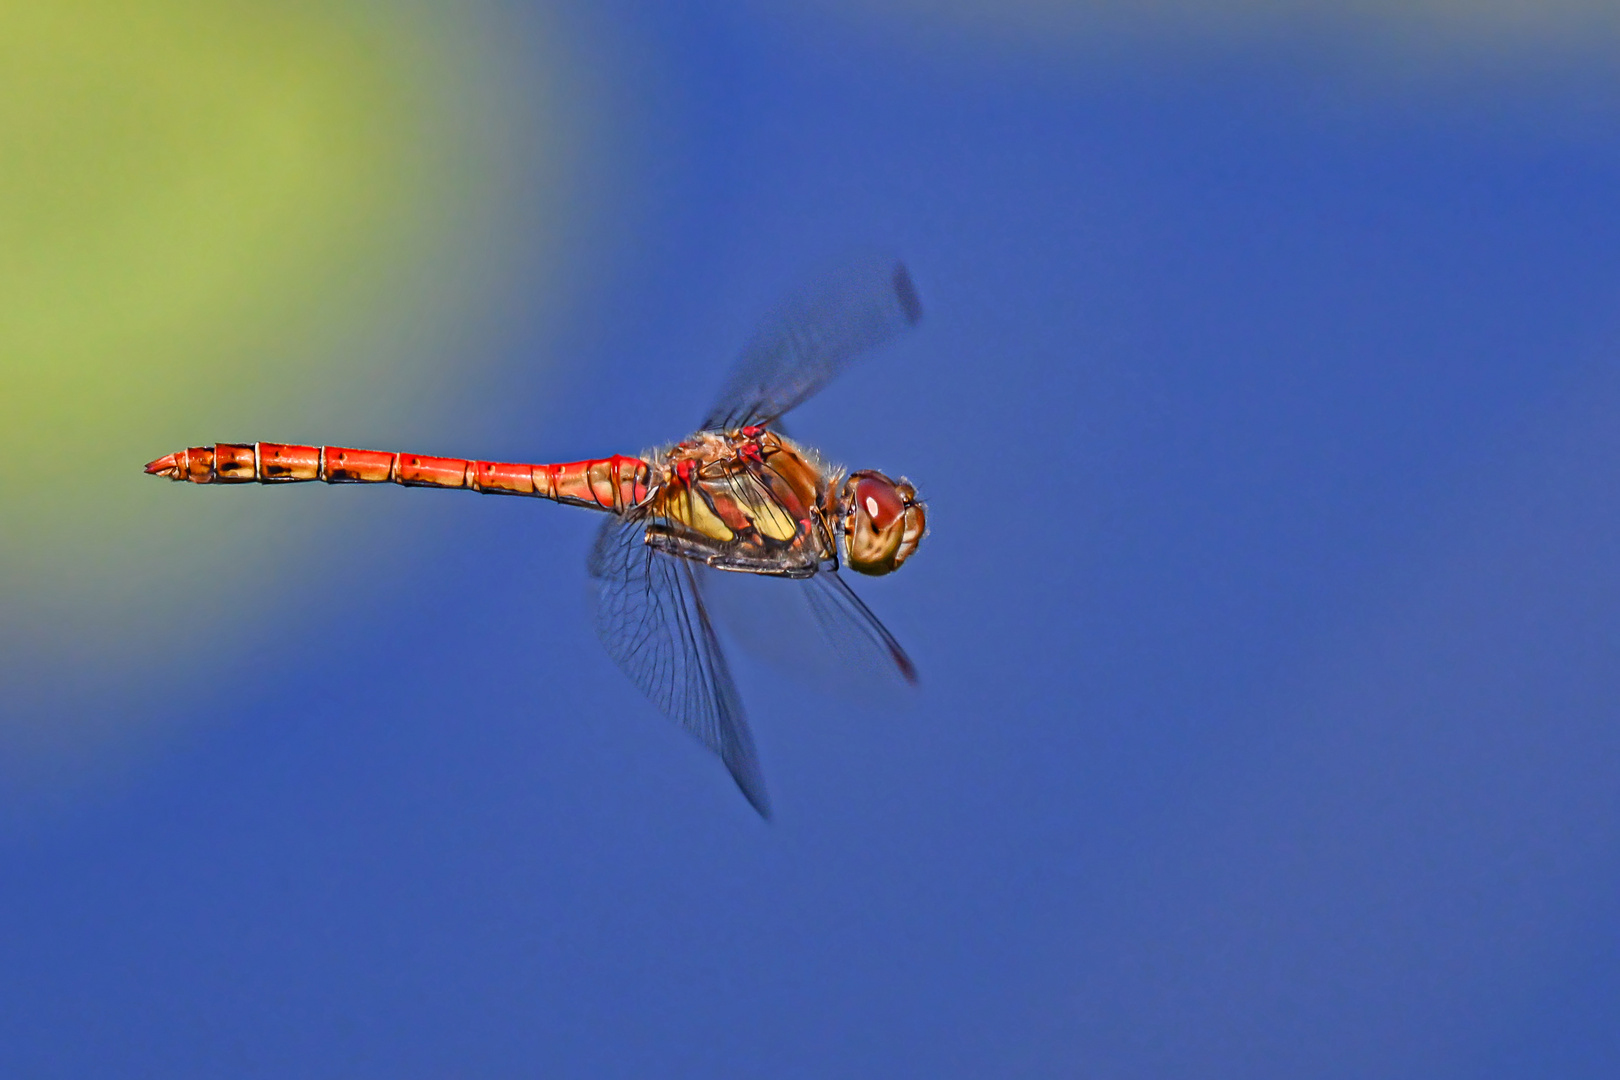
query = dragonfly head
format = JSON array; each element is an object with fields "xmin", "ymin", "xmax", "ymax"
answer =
[{"xmin": 840, "ymin": 470, "xmax": 925, "ymax": 575}]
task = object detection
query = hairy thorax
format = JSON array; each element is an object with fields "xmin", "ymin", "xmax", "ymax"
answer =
[{"xmin": 646, "ymin": 428, "xmax": 840, "ymax": 576}]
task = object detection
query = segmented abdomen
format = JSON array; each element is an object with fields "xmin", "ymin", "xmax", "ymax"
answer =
[{"xmin": 146, "ymin": 443, "xmax": 650, "ymax": 513}]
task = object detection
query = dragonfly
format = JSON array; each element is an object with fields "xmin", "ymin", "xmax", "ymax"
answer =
[{"xmin": 145, "ymin": 258, "xmax": 927, "ymax": 817}]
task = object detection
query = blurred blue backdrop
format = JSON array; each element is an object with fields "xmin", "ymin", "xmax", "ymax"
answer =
[{"xmin": 3, "ymin": 1, "xmax": 1619, "ymax": 1076}]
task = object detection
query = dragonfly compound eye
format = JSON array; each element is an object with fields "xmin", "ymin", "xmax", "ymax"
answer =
[{"xmin": 842, "ymin": 470, "xmax": 926, "ymax": 575}]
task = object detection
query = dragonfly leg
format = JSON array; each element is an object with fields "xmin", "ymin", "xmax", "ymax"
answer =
[
  {"xmin": 643, "ymin": 524, "xmax": 731, "ymax": 564},
  {"xmin": 704, "ymin": 550, "xmax": 818, "ymax": 578},
  {"xmin": 644, "ymin": 524, "xmax": 816, "ymax": 578}
]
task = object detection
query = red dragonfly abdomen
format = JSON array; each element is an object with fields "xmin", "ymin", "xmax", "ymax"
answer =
[{"xmin": 145, "ymin": 443, "xmax": 651, "ymax": 513}]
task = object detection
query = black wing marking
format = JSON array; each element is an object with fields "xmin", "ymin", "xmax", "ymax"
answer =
[
  {"xmin": 702, "ymin": 256, "xmax": 923, "ymax": 431},
  {"xmin": 587, "ymin": 516, "xmax": 771, "ymax": 817},
  {"xmin": 800, "ymin": 568, "xmax": 918, "ymax": 686}
]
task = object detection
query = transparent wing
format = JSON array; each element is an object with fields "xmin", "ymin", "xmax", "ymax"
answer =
[
  {"xmin": 697, "ymin": 564, "xmax": 919, "ymax": 691},
  {"xmin": 702, "ymin": 256, "xmax": 923, "ymax": 431},
  {"xmin": 799, "ymin": 569, "xmax": 918, "ymax": 687},
  {"xmin": 587, "ymin": 516, "xmax": 771, "ymax": 817}
]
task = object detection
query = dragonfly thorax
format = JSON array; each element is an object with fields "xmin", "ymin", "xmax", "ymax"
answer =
[
  {"xmin": 646, "ymin": 430, "xmax": 831, "ymax": 570},
  {"xmin": 643, "ymin": 428, "xmax": 923, "ymax": 578}
]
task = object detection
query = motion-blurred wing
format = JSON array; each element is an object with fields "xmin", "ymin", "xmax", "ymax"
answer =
[
  {"xmin": 800, "ymin": 568, "xmax": 919, "ymax": 687},
  {"xmin": 588, "ymin": 517, "xmax": 770, "ymax": 817},
  {"xmin": 702, "ymin": 256, "xmax": 922, "ymax": 431}
]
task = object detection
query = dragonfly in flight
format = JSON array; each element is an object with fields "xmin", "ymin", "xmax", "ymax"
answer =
[{"xmin": 147, "ymin": 258, "xmax": 927, "ymax": 817}]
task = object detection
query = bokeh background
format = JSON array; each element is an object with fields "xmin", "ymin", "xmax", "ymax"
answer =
[{"xmin": 4, "ymin": 1, "xmax": 1619, "ymax": 1075}]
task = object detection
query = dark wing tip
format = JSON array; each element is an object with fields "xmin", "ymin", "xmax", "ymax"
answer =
[
  {"xmin": 891, "ymin": 642, "xmax": 920, "ymax": 686},
  {"xmin": 735, "ymin": 771, "xmax": 773, "ymax": 820},
  {"xmin": 892, "ymin": 263, "xmax": 923, "ymax": 326}
]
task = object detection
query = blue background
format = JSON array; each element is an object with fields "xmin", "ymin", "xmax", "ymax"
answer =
[{"xmin": 6, "ymin": 2, "xmax": 1620, "ymax": 1075}]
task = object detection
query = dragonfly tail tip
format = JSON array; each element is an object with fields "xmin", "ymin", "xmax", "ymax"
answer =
[{"xmin": 144, "ymin": 452, "xmax": 182, "ymax": 479}]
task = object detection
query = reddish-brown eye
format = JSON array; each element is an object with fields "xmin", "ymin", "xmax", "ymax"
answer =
[{"xmin": 854, "ymin": 475, "xmax": 905, "ymax": 529}]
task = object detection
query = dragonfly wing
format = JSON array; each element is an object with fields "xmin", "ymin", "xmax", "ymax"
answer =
[
  {"xmin": 799, "ymin": 568, "xmax": 919, "ymax": 687},
  {"xmin": 702, "ymin": 256, "xmax": 923, "ymax": 431},
  {"xmin": 697, "ymin": 565, "xmax": 919, "ymax": 692},
  {"xmin": 587, "ymin": 517, "xmax": 771, "ymax": 817}
]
